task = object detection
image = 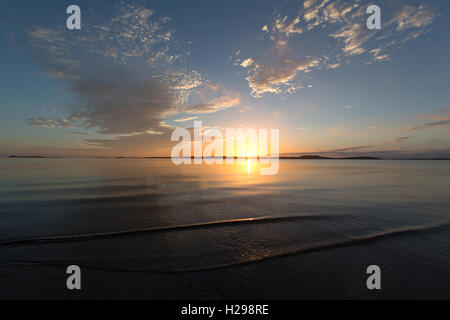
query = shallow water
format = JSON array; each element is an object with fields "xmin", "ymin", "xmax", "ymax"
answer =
[{"xmin": 0, "ymin": 158, "xmax": 449, "ymax": 274}]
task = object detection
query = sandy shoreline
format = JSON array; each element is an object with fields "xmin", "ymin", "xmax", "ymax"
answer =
[{"xmin": 1, "ymin": 227, "xmax": 449, "ymax": 300}]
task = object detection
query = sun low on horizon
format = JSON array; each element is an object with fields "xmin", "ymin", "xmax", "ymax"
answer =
[
  {"xmin": 1, "ymin": 0, "xmax": 450, "ymax": 302},
  {"xmin": 0, "ymin": 0, "xmax": 449, "ymax": 159}
]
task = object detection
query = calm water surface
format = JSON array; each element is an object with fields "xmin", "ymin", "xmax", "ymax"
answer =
[{"xmin": 0, "ymin": 158, "xmax": 449, "ymax": 273}]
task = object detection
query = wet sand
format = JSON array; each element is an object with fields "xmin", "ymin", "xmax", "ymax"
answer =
[{"xmin": 1, "ymin": 226, "xmax": 448, "ymax": 300}]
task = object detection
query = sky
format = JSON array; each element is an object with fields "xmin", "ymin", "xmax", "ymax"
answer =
[{"xmin": 0, "ymin": 0, "xmax": 449, "ymax": 158}]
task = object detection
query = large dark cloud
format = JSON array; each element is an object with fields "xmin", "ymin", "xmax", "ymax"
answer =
[
  {"xmin": 25, "ymin": 2, "xmax": 204, "ymax": 139},
  {"xmin": 69, "ymin": 76, "xmax": 177, "ymax": 135}
]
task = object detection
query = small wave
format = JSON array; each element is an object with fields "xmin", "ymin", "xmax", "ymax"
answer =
[
  {"xmin": 2, "ymin": 220, "xmax": 449, "ymax": 275},
  {"xmin": 0, "ymin": 213, "xmax": 339, "ymax": 247},
  {"xmin": 179, "ymin": 220, "xmax": 450, "ymax": 274}
]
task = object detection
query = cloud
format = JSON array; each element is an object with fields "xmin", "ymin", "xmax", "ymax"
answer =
[
  {"xmin": 388, "ymin": 136, "xmax": 410, "ymax": 144},
  {"xmin": 242, "ymin": 57, "xmax": 320, "ymax": 97},
  {"xmin": 27, "ymin": 117, "xmax": 73, "ymax": 129},
  {"xmin": 344, "ymin": 105, "xmax": 352, "ymax": 109},
  {"xmin": 26, "ymin": 2, "xmax": 203, "ymax": 128},
  {"xmin": 26, "ymin": 2, "xmax": 248, "ymax": 142},
  {"xmin": 405, "ymin": 117, "xmax": 450, "ymax": 132},
  {"xmin": 173, "ymin": 116, "xmax": 199, "ymax": 123},
  {"xmin": 328, "ymin": 2, "xmax": 436, "ymax": 61},
  {"xmin": 327, "ymin": 63, "xmax": 341, "ymax": 69},
  {"xmin": 27, "ymin": 3, "xmax": 179, "ymax": 76},
  {"xmin": 330, "ymin": 22, "xmax": 371, "ymax": 56},
  {"xmin": 394, "ymin": 5, "xmax": 436, "ymax": 31},
  {"xmin": 406, "ymin": 108, "xmax": 450, "ymax": 132},
  {"xmin": 68, "ymin": 76, "xmax": 180, "ymax": 135},
  {"xmin": 272, "ymin": 16, "xmax": 303, "ymax": 37},
  {"xmin": 329, "ymin": 125, "xmax": 355, "ymax": 136},
  {"xmin": 82, "ymin": 125, "xmax": 205, "ymax": 157},
  {"xmin": 84, "ymin": 130, "xmax": 174, "ymax": 157},
  {"xmin": 239, "ymin": 1, "xmax": 437, "ymax": 96},
  {"xmin": 240, "ymin": 58, "xmax": 254, "ymax": 68},
  {"xmin": 184, "ymin": 95, "xmax": 240, "ymax": 114},
  {"xmin": 413, "ymin": 108, "xmax": 450, "ymax": 121},
  {"xmin": 304, "ymin": 0, "xmax": 322, "ymax": 10},
  {"xmin": 328, "ymin": 145, "xmax": 373, "ymax": 152},
  {"xmin": 24, "ymin": 3, "xmax": 233, "ymax": 139}
]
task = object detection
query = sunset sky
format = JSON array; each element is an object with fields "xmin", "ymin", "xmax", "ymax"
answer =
[{"xmin": 0, "ymin": 0, "xmax": 449, "ymax": 158}]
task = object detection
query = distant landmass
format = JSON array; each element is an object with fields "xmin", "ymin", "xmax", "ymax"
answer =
[
  {"xmin": 280, "ymin": 155, "xmax": 381, "ymax": 160},
  {"xmin": 141, "ymin": 155, "xmax": 383, "ymax": 160},
  {"xmin": 8, "ymin": 155, "xmax": 63, "ymax": 158},
  {"xmin": 7, "ymin": 155, "xmax": 449, "ymax": 160},
  {"xmin": 405, "ymin": 157, "xmax": 450, "ymax": 160}
]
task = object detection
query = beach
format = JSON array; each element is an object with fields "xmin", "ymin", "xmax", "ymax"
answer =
[{"xmin": 0, "ymin": 158, "xmax": 449, "ymax": 299}]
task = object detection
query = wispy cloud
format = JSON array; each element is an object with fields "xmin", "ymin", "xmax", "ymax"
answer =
[
  {"xmin": 328, "ymin": 145, "xmax": 373, "ymax": 152},
  {"xmin": 27, "ymin": 3, "xmax": 179, "ymax": 75},
  {"xmin": 27, "ymin": 117, "xmax": 73, "ymax": 129},
  {"xmin": 329, "ymin": 125, "xmax": 356, "ymax": 136},
  {"xmin": 395, "ymin": 4, "xmax": 436, "ymax": 31},
  {"xmin": 406, "ymin": 117, "xmax": 450, "ymax": 132},
  {"xmin": 387, "ymin": 136, "xmax": 410, "ymax": 144},
  {"xmin": 84, "ymin": 129, "xmax": 176, "ymax": 157},
  {"xmin": 406, "ymin": 108, "xmax": 450, "ymax": 132},
  {"xmin": 184, "ymin": 95, "xmax": 240, "ymax": 114},
  {"xmin": 322, "ymin": 1, "xmax": 435, "ymax": 61},
  {"xmin": 173, "ymin": 116, "xmax": 198, "ymax": 123},
  {"xmin": 241, "ymin": 56, "xmax": 320, "ymax": 97},
  {"xmin": 237, "ymin": 0, "xmax": 437, "ymax": 97},
  {"xmin": 327, "ymin": 63, "xmax": 341, "ymax": 69}
]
